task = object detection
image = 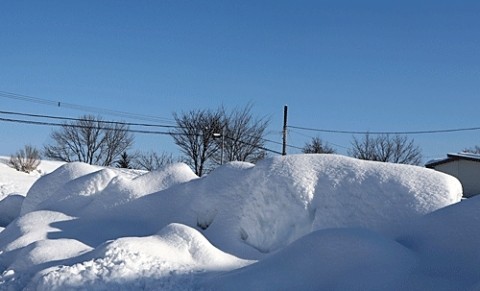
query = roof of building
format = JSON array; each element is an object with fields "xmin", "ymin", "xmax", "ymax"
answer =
[{"xmin": 425, "ymin": 152, "xmax": 480, "ymax": 168}]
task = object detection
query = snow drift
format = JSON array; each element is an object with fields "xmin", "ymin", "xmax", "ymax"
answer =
[
  {"xmin": 191, "ymin": 155, "xmax": 461, "ymax": 254},
  {"xmin": 19, "ymin": 155, "xmax": 461, "ymax": 257},
  {"xmin": 201, "ymin": 195, "xmax": 480, "ymax": 290},
  {"xmin": 0, "ymin": 154, "xmax": 466, "ymax": 290},
  {"xmin": 31, "ymin": 223, "xmax": 251, "ymax": 291}
]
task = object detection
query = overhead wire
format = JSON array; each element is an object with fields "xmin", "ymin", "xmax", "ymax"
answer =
[
  {"xmin": 223, "ymin": 135, "xmax": 283, "ymax": 155},
  {"xmin": 0, "ymin": 117, "xmax": 178, "ymax": 135},
  {"xmin": 288, "ymin": 129, "xmax": 350, "ymax": 150},
  {"xmin": 262, "ymin": 136, "xmax": 304, "ymax": 151},
  {"xmin": 0, "ymin": 90, "xmax": 177, "ymax": 124},
  {"xmin": 5, "ymin": 90, "xmax": 480, "ymax": 136},
  {"xmin": 11, "ymin": 89, "xmax": 474, "ymax": 154},
  {"xmin": 0, "ymin": 114, "xmax": 283, "ymax": 155},
  {"xmin": 1, "ymin": 91, "xmax": 293, "ymax": 152},
  {"xmin": 0, "ymin": 110, "xmax": 179, "ymax": 129},
  {"xmin": 230, "ymin": 129, "xmax": 303, "ymax": 151},
  {"xmin": 0, "ymin": 110, "xmax": 288, "ymax": 149},
  {"xmin": 288, "ymin": 125, "xmax": 480, "ymax": 135},
  {"xmin": 0, "ymin": 109, "xmax": 286, "ymax": 154}
]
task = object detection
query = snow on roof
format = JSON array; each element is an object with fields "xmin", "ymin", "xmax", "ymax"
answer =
[
  {"xmin": 426, "ymin": 152, "xmax": 480, "ymax": 168},
  {"xmin": 448, "ymin": 152, "xmax": 480, "ymax": 160}
]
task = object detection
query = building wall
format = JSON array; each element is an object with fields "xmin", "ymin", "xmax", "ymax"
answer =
[{"xmin": 435, "ymin": 160, "xmax": 480, "ymax": 198}]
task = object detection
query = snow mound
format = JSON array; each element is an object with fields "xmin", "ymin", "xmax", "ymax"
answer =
[
  {"xmin": 20, "ymin": 162, "xmax": 102, "ymax": 215},
  {"xmin": 0, "ymin": 210, "xmax": 75, "ymax": 253},
  {"xmin": 16, "ymin": 155, "xmax": 463, "ymax": 258},
  {"xmin": 393, "ymin": 195, "xmax": 480, "ymax": 289},
  {"xmin": 9, "ymin": 238, "xmax": 92, "ymax": 273},
  {"xmin": 203, "ymin": 196, "xmax": 480, "ymax": 291},
  {"xmin": 0, "ymin": 211, "xmax": 80, "ymax": 288},
  {"xmin": 80, "ymin": 163, "xmax": 197, "ymax": 216},
  {"xmin": 0, "ymin": 154, "xmax": 466, "ymax": 290},
  {"xmin": 191, "ymin": 154, "xmax": 461, "ymax": 255},
  {"xmin": 30, "ymin": 224, "xmax": 251, "ymax": 291},
  {"xmin": 201, "ymin": 227, "xmax": 417, "ymax": 291},
  {"xmin": 21, "ymin": 162, "xmax": 197, "ymax": 216}
]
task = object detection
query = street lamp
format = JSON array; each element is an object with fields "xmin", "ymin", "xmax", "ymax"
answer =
[{"xmin": 213, "ymin": 129, "xmax": 225, "ymax": 165}]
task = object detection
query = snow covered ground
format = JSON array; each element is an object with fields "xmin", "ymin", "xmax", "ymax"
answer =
[
  {"xmin": 0, "ymin": 157, "xmax": 64, "ymax": 228},
  {"xmin": 0, "ymin": 156, "xmax": 63, "ymax": 200},
  {"xmin": 1, "ymin": 154, "xmax": 477, "ymax": 290}
]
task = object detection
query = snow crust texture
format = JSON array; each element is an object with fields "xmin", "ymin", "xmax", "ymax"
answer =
[{"xmin": 0, "ymin": 154, "xmax": 471, "ymax": 290}]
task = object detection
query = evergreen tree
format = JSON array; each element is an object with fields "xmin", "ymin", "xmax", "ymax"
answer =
[{"xmin": 116, "ymin": 152, "xmax": 132, "ymax": 169}]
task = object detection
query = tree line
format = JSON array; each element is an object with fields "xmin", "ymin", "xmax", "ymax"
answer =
[
  {"xmin": 303, "ymin": 134, "xmax": 422, "ymax": 165},
  {"xmin": 10, "ymin": 105, "xmax": 268, "ymax": 175},
  {"xmin": 9, "ymin": 104, "xmax": 479, "ymax": 174}
]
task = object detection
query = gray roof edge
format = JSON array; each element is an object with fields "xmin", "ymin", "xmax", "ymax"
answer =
[{"xmin": 426, "ymin": 152, "xmax": 480, "ymax": 168}]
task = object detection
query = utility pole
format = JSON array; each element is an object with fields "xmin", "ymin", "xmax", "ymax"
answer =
[
  {"xmin": 282, "ymin": 105, "xmax": 288, "ymax": 156},
  {"xmin": 220, "ymin": 128, "xmax": 225, "ymax": 164},
  {"xmin": 213, "ymin": 128, "xmax": 225, "ymax": 164}
]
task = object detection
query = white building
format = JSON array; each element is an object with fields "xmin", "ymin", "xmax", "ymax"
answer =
[{"xmin": 426, "ymin": 153, "xmax": 480, "ymax": 198}]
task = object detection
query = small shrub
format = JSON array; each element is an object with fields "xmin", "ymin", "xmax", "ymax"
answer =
[{"xmin": 9, "ymin": 145, "xmax": 41, "ymax": 173}]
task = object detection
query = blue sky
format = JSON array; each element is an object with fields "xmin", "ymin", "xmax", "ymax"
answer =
[{"xmin": 1, "ymin": 1, "xmax": 479, "ymax": 162}]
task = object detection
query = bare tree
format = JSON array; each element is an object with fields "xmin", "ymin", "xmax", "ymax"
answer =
[
  {"xmin": 9, "ymin": 145, "xmax": 41, "ymax": 173},
  {"xmin": 171, "ymin": 106, "xmax": 270, "ymax": 175},
  {"xmin": 171, "ymin": 109, "xmax": 223, "ymax": 176},
  {"xmin": 216, "ymin": 104, "xmax": 269, "ymax": 164},
  {"xmin": 44, "ymin": 115, "xmax": 134, "ymax": 166},
  {"xmin": 349, "ymin": 133, "xmax": 422, "ymax": 165},
  {"xmin": 302, "ymin": 137, "xmax": 336, "ymax": 154},
  {"xmin": 133, "ymin": 151, "xmax": 175, "ymax": 171}
]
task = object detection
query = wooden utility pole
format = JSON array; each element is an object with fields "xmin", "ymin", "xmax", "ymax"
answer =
[{"xmin": 282, "ymin": 105, "xmax": 288, "ymax": 156}]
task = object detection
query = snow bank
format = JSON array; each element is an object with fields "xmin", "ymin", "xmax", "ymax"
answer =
[
  {"xmin": 0, "ymin": 154, "xmax": 466, "ymax": 290},
  {"xmin": 30, "ymin": 224, "xmax": 251, "ymax": 291},
  {"xmin": 202, "ymin": 196, "xmax": 480, "ymax": 291},
  {"xmin": 80, "ymin": 163, "xmax": 197, "ymax": 216},
  {"xmin": 20, "ymin": 162, "xmax": 197, "ymax": 216},
  {"xmin": 393, "ymin": 195, "xmax": 480, "ymax": 289},
  {"xmin": 0, "ymin": 210, "xmax": 83, "ymax": 288},
  {"xmin": 201, "ymin": 227, "xmax": 417, "ymax": 291},
  {"xmin": 17, "ymin": 155, "xmax": 462, "ymax": 257},
  {"xmin": 0, "ymin": 210, "xmax": 76, "ymax": 254},
  {"xmin": 190, "ymin": 154, "xmax": 461, "ymax": 255}
]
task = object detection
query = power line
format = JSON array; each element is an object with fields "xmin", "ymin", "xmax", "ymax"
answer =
[
  {"xmin": 2, "ymin": 91, "xmax": 295, "ymax": 152},
  {"xmin": 224, "ymin": 135, "xmax": 282, "ymax": 155},
  {"xmin": 0, "ymin": 110, "xmax": 179, "ymax": 129},
  {"xmin": 0, "ymin": 117, "xmax": 177, "ymax": 135},
  {"xmin": 288, "ymin": 125, "xmax": 480, "ymax": 135},
  {"xmin": 288, "ymin": 129, "xmax": 350, "ymax": 150},
  {"xmin": 0, "ymin": 90, "xmax": 177, "ymax": 124},
  {"xmin": 0, "ymin": 111, "xmax": 296, "ymax": 151},
  {"xmin": 0, "ymin": 91, "xmax": 297, "ymax": 155},
  {"xmin": 263, "ymin": 137, "xmax": 304, "ymax": 151},
  {"xmin": 0, "ymin": 109, "xmax": 287, "ymax": 155},
  {"xmin": 1, "ymin": 92, "xmax": 303, "ymax": 152},
  {"xmin": 0, "ymin": 116, "xmax": 283, "ymax": 155}
]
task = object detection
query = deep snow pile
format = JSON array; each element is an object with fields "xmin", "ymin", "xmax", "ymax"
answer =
[
  {"xmin": 32, "ymin": 223, "xmax": 251, "ymax": 290},
  {"xmin": 202, "ymin": 196, "xmax": 480, "ymax": 290},
  {"xmin": 0, "ymin": 154, "xmax": 469, "ymax": 290}
]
